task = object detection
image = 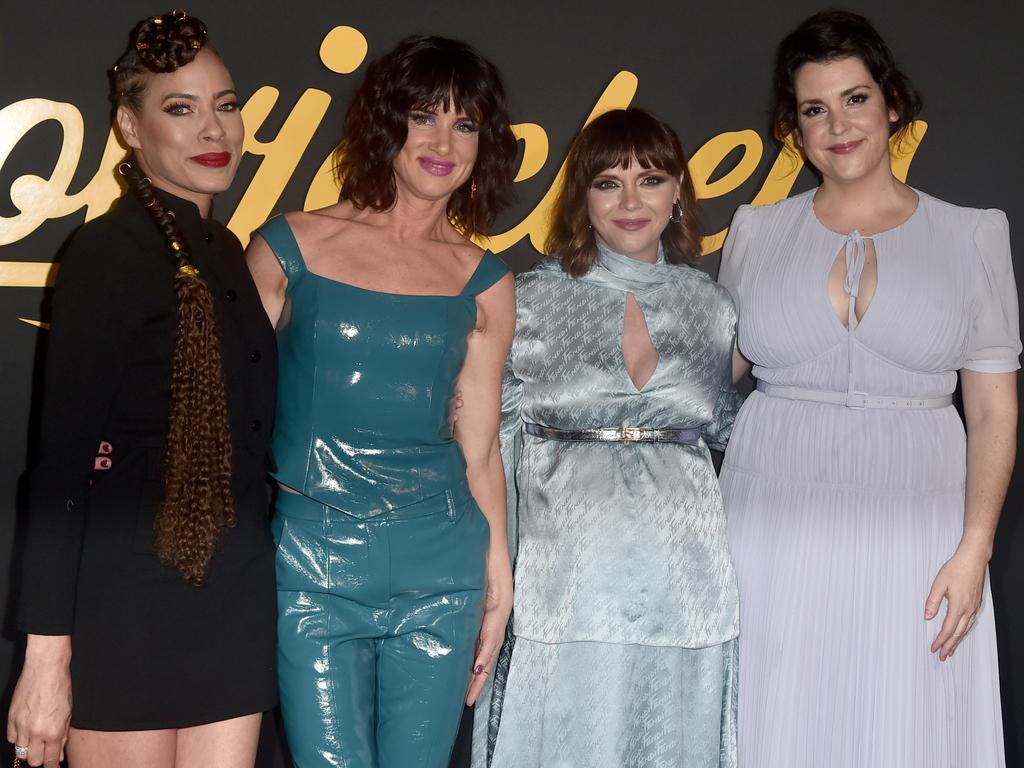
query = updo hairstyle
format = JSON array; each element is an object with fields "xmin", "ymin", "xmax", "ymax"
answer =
[
  {"xmin": 110, "ymin": 11, "xmax": 234, "ymax": 585},
  {"xmin": 771, "ymin": 9, "xmax": 922, "ymax": 146}
]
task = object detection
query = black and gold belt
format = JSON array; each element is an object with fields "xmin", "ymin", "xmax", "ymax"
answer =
[{"xmin": 523, "ymin": 422, "xmax": 701, "ymax": 445}]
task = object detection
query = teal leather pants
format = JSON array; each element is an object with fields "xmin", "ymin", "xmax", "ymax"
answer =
[{"xmin": 273, "ymin": 489, "xmax": 488, "ymax": 767}]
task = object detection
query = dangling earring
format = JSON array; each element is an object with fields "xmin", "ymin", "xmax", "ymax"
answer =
[
  {"xmin": 470, "ymin": 177, "xmax": 477, "ymax": 199},
  {"xmin": 670, "ymin": 199, "xmax": 683, "ymax": 224}
]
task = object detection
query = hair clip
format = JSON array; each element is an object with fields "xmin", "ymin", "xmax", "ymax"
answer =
[
  {"xmin": 153, "ymin": 17, "xmax": 163, "ymax": 24},
  {"xmin": 170, "ymin": 241, "xmax": 183, "ymax": 252},
  {"xmin": 190, "ymin": 39, "xmax": 201, "ymax": 49},
  {"xmin": 176, "ymin": 265, "xmax": 200, "ymax": 279},
  {"xmin": 136, "ymin": 42, "xmax": 150, "ymax": 51},
  {"xmin": 172, "ymin": 9, "xmax": 187, "ymax": 18}
]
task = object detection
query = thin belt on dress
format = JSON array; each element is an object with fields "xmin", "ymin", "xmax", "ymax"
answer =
[
  {"xmin": 523, "ymin": 422, "xmax": 702, "ymax": 444},
  {"xmin": 756, "ymin": 382, "xmax": 953, "ymax": 410}
]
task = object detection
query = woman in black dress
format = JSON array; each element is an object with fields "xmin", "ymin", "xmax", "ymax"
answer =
[{"xmin": 6, "ymin": 12, "xmax": 277, "ymax": 767}]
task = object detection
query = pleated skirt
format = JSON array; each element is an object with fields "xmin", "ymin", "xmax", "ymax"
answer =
[
  {"xmin": 483, "ymin": 637, "xmax": 737, "ymax": 768},
  {"xmin": 721, "ymin": 392, "xmax": 1005, "ymax": 768}
]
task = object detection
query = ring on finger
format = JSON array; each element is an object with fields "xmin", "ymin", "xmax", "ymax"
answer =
[{"xmin": 14, "ymin": 745, "xmax": 29, "ymax": 759}]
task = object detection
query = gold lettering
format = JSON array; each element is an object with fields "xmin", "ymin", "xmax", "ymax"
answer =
[
  {"xmin": 228, "ymin": 87, "xmax": 332, "ymax": 246},
  {"xmin": 319, "ymin": 26, "xmax": 369, "ymax": 74},
  {"xmin": 481, "ymin": 71, "xmax": 638, "ymax": 253},
  {"xmin": 690, "ymin": 131, "xmax": 764, "ymax": 254},
  {"xmin": 0, "ymin": 99, "xmax": 124, "ymax": 246},
  {"xmin": 0, "ymin": 41, "xmax": 930, "ymax": 293},
  {"xmin": 891, "ymin": 120, "xmax": 927, "ymax": 182}
]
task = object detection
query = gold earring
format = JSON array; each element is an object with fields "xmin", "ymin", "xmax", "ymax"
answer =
[{"xmin": 470, "ymin": 177, "xmax": 477, "ymax": 199}]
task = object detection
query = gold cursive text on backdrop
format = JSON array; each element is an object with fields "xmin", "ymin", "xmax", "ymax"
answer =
[{"xmin": 0, "ymin": 24, "xmax": 926, "ymax": 294}]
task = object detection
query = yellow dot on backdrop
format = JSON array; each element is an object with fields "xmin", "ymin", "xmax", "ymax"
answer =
[{"xmin": 319, "ymin": 26, "xmax": 369, "ymax": 74}]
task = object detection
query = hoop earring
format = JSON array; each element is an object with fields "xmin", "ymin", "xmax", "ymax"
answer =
[{"xmin": 670, "ymin": 199, "xmax": 683, "ymax": 224}]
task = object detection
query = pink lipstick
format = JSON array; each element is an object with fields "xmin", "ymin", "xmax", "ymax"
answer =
[
  {"xmin": 827, "ymin": 140, "xmax": 863, "ymax": 155},
  {"xmin": 190, "ymin": 152, "xmax": 231, "ymax": 168},
  {"xmin": 612, "ymin": 218, "xmax": 651, "ymax": 231},
  {"xmin": 418, "ymin": 157, "xmax": 456, "ymax": 176}
]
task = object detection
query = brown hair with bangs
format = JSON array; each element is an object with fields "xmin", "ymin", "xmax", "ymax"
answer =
[
  {"xmin": 333, "ymin": 35, "xmax": 518, "ymax": 238},
  {"xmin": 546, "ymin": 108, "xmax": 702, "ymax": 278}
]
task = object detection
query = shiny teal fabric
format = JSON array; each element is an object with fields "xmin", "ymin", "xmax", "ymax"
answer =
[
  {"xmin": 273, "ymin": 490, "xmax": 488, "ymax": 768},
  {"xmin": 259, "ymin": 214, "xmax": 509, "ymax": 518},
  {"xmin": 255, "ymin": 215, "xmax": 508, "ymax": 768}
]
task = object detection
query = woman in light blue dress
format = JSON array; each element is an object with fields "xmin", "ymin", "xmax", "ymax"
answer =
[{"xmin": 474, "ymin": 108, "xmax": 739, "ymax": 768}]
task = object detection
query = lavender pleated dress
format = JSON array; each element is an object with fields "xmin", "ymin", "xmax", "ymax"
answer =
[{"xmin": 718, "ymin": 189, "xmax": 1019, "ymax": 768}]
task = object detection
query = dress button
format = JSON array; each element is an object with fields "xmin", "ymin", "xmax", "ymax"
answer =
[
  {"xmin": 250, "ymin": 350, "xmax": 262, "ymax": 363},
  {"xmin": 204, "ymin": 232, "xmax": 214, "ymax": 243},
  {"xmin": 250, "ymin": 419, "xmax": 262, "ymax": 432},
  {"xmin": 225, "ymin": 289, "xmax": 237, "ymax": 302}
]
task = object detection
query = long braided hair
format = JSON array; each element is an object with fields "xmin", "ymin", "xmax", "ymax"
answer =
[{"xmin": 111, "ymin": 12, "xmax": 234, "ymax": 584}]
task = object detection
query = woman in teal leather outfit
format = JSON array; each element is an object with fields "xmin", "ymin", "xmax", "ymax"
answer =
[{"xmin": 246, "ymin": 36, "xmax": 518, "ymax": 768}]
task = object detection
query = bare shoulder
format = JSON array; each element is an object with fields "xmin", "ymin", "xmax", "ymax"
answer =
[
  {"xmin": 437, "ymin": 228, "xmax": 486, "ymax": 270},
  {"xmin": 281, "ymin": 202, "xmax": 377, "ymax": 257}
]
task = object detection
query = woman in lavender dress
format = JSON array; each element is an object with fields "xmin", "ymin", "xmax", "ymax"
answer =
[{"xmin": 719, "ymin": 11, "xmax": 1018, "ymax": 767}]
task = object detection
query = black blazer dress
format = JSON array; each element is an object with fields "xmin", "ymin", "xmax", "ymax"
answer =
[{"xmin": 15, "ymin": 190, "xmax": 278, "ymax": 730}]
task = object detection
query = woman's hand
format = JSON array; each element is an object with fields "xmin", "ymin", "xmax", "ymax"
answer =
[
  {"xmin": 7, "ymin": 635, "xmax": 72, "ymax": 768},
  {"xmin": 466, "ymin": 549, "xmax": 513, "ymax": 705},
  {"xmin": 924, "ymin": 546, "xmax": 988, "ymax": 661}
]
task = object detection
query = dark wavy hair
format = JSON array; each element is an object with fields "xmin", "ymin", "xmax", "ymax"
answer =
[
  {"xmin": 333, "ymin": 35, "xmax": 518, "ymax": 238},
  {"xmin": 110, "ymin": 11, "xmax": 235, "ymax": 584},
  {"xmin": 772, "ymin": 9, "xmax": 922, "ymax": 146},
  {"xmin": 546, "ymin": 108, "xmax": 702, "ymax": 278}
]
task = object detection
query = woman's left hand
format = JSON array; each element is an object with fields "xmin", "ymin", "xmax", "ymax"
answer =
[
  {"xmin": 924, "ymin": 546, "xmax": 988, "ymax": 661},
  {"xmin": 466, "ymin": 550, "xmax": 513, "ymax": 705}
]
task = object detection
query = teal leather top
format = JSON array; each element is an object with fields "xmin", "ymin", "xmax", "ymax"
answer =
[{"xmin": 256, "ymin": 215, "xmax": 509, "ymax": 518}]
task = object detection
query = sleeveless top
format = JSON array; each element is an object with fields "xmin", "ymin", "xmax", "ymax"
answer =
[{"xmin": 256, "ymin": 215, "xmax": 509, "ymax": 518}]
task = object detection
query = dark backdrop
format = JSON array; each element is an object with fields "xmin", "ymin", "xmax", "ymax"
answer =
[{"xmin": 1, "ymin": 1, "xmax": 1021, "ymax": 765}]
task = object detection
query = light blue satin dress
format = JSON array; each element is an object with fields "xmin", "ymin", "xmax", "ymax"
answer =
[{"xmin": 474, "ymin": 243, "xmax": 740, "ymax": 768}]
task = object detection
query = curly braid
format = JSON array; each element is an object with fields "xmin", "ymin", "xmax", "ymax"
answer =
[{"xmin": 111, "ymin": 12, "xmax": 235, "ymax": 584}]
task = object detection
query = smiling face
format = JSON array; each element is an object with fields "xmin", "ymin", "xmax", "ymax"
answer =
[
  {"xmin": 793, "ymin": 55, "xmax": 898, "ymax": 186},
  {"xmin": 392, "ymin": 104, "xmax": 480, "ymax": 205},
  {"xmin": 586, "ymin": 157, "xmax": 681, "ymax": 263},
  {"xmin": 117, "ymin": 48, "xmax": 243, "ymax": 213}
]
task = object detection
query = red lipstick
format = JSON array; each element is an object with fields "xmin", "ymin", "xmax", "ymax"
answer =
[{"xmin": 190, "ymin": 152, "xmax": 231, "ymax": 168}]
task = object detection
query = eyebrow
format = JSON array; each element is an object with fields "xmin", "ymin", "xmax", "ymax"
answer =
[
  {"xmin": 798, "ymin": 84, "xmax": 873, "ymax": 107},
  {"xmin": 161, "ymin": 89, "xmax": 237, "ymax": 102}
]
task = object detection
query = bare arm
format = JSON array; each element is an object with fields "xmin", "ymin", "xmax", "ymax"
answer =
[
  {"xmin": 453, "ymin": 272, "xmax": 515, "ymax": 705},
  {"xmin": 732, "ymin": 348, "xmax": 752, "ymax": 384},
  {"xmin": 925, "ymin": 370, "xmax": 1017, "ymax": 659},
  {"xmin": 245, "ymin": 233, "xmax": 288, "ymax": 328}
]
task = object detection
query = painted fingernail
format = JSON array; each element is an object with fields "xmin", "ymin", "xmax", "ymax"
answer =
[
  {"xmin": 474, "ymin": 664, "xmax": 484, "ymax": 674},
  {"xmin": 100, "ymin": 459, "xmax": 111, "ymax": 468},
  {"xmin": 100, "ymin": 441, "xmax": 112, "ymax": 452}
]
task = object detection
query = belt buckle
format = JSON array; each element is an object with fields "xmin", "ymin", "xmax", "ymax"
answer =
[
  {"xmin": 846, "ymin": 391, "xmax": 869, "ymax": 410},
  {"xmin": 621, "ymin": 426, "xmax": 643, "ymax": 442}
]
